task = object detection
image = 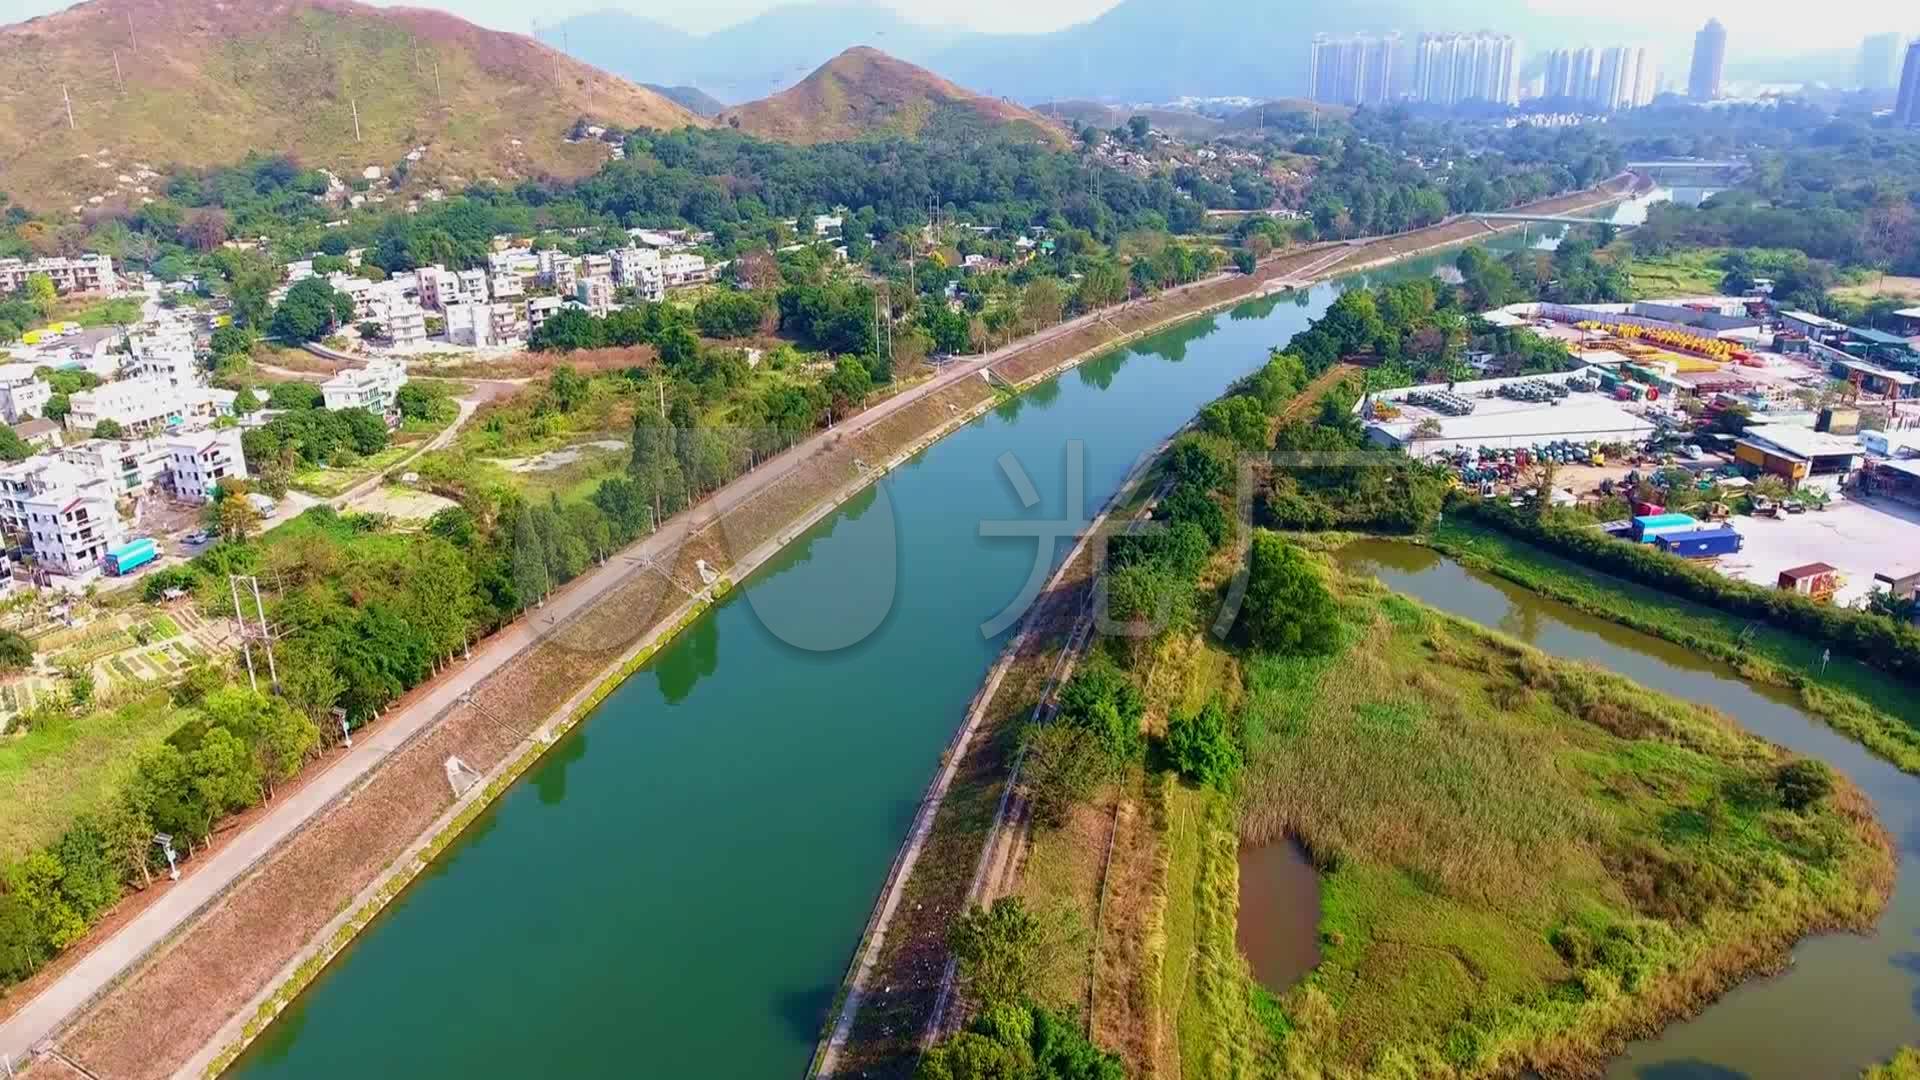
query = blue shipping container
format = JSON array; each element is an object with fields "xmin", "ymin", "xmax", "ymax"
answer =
[
  {"xmin": 105, "ymin": 538, "xmax": 158, "ymax": 576},
  {"xmin": 1656, "ymin": 527, "xmax": 1742, "ymax": 558},
  {"xmin": 1632, "ymin": 512, "xmax": 1699, "ymax": 543}
]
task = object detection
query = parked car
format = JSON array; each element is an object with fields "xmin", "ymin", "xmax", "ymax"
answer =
[{"xmin": 181, "ymin": 529, "xmax": 210, "ymax": 546}]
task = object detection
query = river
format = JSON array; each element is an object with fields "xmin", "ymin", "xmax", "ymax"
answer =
[
  {"xmin": 1334, "ymin": 540, "xmax": 1920, "ymax": 1078},
  {"xmin": 226, "ymin": 196, "xmax": 1669, "ymax": 1079}
]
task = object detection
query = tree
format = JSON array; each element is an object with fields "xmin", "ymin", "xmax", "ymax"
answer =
[
  {"xmin": 91, "ymin": 419, "xmax": 125, "ymax": 440},
  {"xmin": 694, "ymin": 291, "xmax": 766, "ymax": 339},
  {"xmin": 1165, "ymin": 699, "xmax": 1242, "ymax": 788},
  {"xmin": 1238, "ymin": 533, "xmax": 1339, "ymax": 654},
  {"xmin": 1233, "ymin": 249, "xmax": 1257, "ymax": 275},
  {"xmin": 0, "ymin": 424, "xmax": 33, "ymax": 462},
  {"xmin": 209, "ymin": 488, "xmax": 262, "ymax": 541},
  {"xmin": 1198, "ymin": 395, "xmax": 1267, "ymax": 451},
  {"xmin": 1054, "ymin": 658, "xmax": 1144, "ymax": 762},
  {"xmin": 209, "ymin": 325, "xmax": 255, "ymax": 363},
  {"xmin": 270, "ymin": 278, "xmax": 354, "ymax": 343},
  {"xmin": 823, "ymin": 356, "xmax": 872, "ymax": 414},
  {"xmin": 0, "ymin": 629, "xmax": 32, "ymax": 672},
  {"xmin": 1021, "ymin": 723, "xmax": 1114, "ymax": 827},
  {"xmin": 629, "ymin": 404, "xmax": 686, "ymax": 527},
  {"xmin": 24, "ymin": 272, "xmax": 56, "ymax": 317},
  {"xmin": 948, "ymin": 896, "xmax": 1042, "ymax": 1011},
  {"xmin": 923, "ymin": 305, "xmax": 971, "ymax": 355},
  {"xmin": 180, "ymin": 208, "xmax": 230, "ymax": 252},
  {"xmin": 1127, "ymin": 114, "xmax": 1151, "ymax": 143},
  {"xmin": 510, "ymin": 503, "xmax": 550, "ymax": 609},
  {"xmin": 529, "ymin": 308, "xmax": 608, "ymax": 353}
]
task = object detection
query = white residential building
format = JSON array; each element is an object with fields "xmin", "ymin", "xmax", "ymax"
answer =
[
  {"xmin": 613, "ymin": 247, "xmax": 665, "ymax": 302},
  {"xmin": 22, "ymin": 482, "xmax": 123, "ymax": 576},
  {"xmin": 487, "ymin": 248, "xmax": 540, "ymax": 277},
  {"xmin": 0, "ymin": 364, "xmax": 52, "ymax": 424},
  {"xmin": 0, "ymin": 254, "xmax": 114, "ymax": 295},
  {"xmin": 60, "ymin": 436, "xmax": 172, "ymax": 498},
  {"xmin": 167, "ymin": 428, "xmax": 248, "ymax": 503},
  {"xmin": 66, "ymin": 376, "xmax": 185, "ymax": 436},
  {"xmin": 321, "ymin": 359, "xmax": 408, "ymax": 414},
  {"xmin": 579, "ymin": 254, "xmax": 613, "ymax": 281},
  {"xmin": 416, "ymin": 265, "xmax": 459, "ymax": 311},
  {"xmin": 576, "ymin": 277, "xmax": 615, "ymax": 317},
  {"xmin": 183, "ymin": 386, "xmax": 241, "ymax": 426},
  {"xmin": 128, "ymin": 327, "xmax": 201, "ymax": 389},
  {"xmin": 490, "ymin": 271, "xmax": 526, "ymax": 301},
  {"xmin": 538, "ymin": 249, "xmax": 577, "ymax": 293},
  {"xmin": 662, "ymin": 253, "xmax": 712, "ymax": 287},
  {"xmin": 526, "ymin": 296, "xmax": 563, "ymax": 334},
  {"xmin": 456, "ymin": 268, "xmax": 489, "ymax": 303},
  {"xmin": 381, "ymin": 301, "xmax": 429, "ymax": 347},
  {"xmin": 446, "ymin": 302, "xmax": 492, "ymax": 347}
]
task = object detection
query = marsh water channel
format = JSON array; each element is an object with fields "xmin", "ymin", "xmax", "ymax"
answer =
[
  {"xmin": 223, "ymin": 193, "xmax": 1746, "ymax": 1078},
  {"xmin": 1335, "ymin": 539, "xmax": 1920, "ymax": 1078}
]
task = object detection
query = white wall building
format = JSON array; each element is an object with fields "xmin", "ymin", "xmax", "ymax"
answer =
[
  {"xmin": 662, "ymin": 253, "xmax": 712, "ymax": 287},
  {"xmin": 0, "ymin": 254, "xmax": 114, "ymax": 295},
  {"xmin": 66, "ymin": 376, "xmax": 185, "ymax": 436},
  {"xmin": 60, "ymin": 436, "xmax": 172, "ymax": 498},
  {"xmin": 167, "ymin": 428, "xmax": 248, "ymax": 503},
  {"xmin": 576, "ymin": 277, "xmax": 614, "ymax": 317},
  {"xmin": 381, "ymin": 301, "xmax": 429, "ymax": 347},
  {"xmin": 526, "ymin": 296, "xmax": 563, "ymax": 334},
  {"xmin": 613, "ymin": 247, "xmax": 665, "ymax": 302},
  {"xmin": 22, "ymin": 482, "xmax": 123, "ymax": 576},
  {"xmin": 0, "ymin": 364, "xmax": 52, "ymax": 424},
  {"xmin": 128, "ymin": 327, "xmax": 201, "ymax": 389},
  {"xmin": 321, "ymin": 359, "xmax": 408, "ymax": 414}
]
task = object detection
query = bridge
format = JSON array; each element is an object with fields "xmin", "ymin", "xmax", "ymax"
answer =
[
  {"xmin": 1471, "ymin": 211, "xmax": 1633, "ymax": 228},
  {"xmin": 1626, "ymin": 160, "xmax": 1743, "ymax": 171}
]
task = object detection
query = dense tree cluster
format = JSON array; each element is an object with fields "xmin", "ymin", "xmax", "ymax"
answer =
[{"xmin": 0, "ymin": 685, "xmax": 316, "ymax": 986}]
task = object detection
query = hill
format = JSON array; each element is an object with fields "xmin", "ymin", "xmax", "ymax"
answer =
[
  {"xmin": 645, "ymin": 84, "xmax": 728, "ymax": 117},
  {"xmin": 1034, "ymin": 101, "xmax": 1223, "ymax": 140},
  {"xmin": 719, "ymin": 47, "xmax": 1066, "ymax": 146},
  {"xmin": 541, "ymin": 3, "xmax": 961, "ymax": 105},
  {"xmin": 0, "ymin": 0, "xmax": 704, "ymax": 211}
]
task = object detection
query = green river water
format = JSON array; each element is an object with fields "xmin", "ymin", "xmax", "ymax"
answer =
[{"xmin": 225, "ymin": 192, "xmax": 1894, "ymax": 1080}]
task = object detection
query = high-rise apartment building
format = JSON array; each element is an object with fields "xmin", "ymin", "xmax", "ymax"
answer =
[
  {"xmin": 1309, "ymin": 33, "xmax": 1400, "ymax": 107},
  {"xmin": 1859, "ymin": 33, "xmax": 1906, "ymax": 92},
  {"xmin": 1544, "ymin": 46, "xmax": 1654, "ymax": 111},
  {"xmin": 1898, "ymin": 40, "xmax": 1920, "ymax": 127},
  {"xmin": 1688, "ymin": 18, "xmax": 1727, "ymax": 100},
  {"xmin": 1411, "ymin": 33, "xmax": 1519, "ymax": 106}
]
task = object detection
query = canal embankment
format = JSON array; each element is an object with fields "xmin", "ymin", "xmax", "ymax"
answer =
[{"xmin": 4, "ymin": 177, "xmax": 1646, "ymax": 1080}]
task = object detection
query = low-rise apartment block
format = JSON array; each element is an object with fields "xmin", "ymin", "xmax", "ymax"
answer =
[
  {"xmin": 0, "ymin": 364, "xmax": 52, "ymax": 424},
  {"xmin": 663, "ymin": 253, "xmax": 713, "ymax": 287},
  {"xmin": 527, "ymin": 296, "xmax": 564, "ymax": 334},
  {"xmin": 23, "ymin": 483, "xmax": 123, "ymax": 576},
  {"xmin": 576, "ymin": 276, "xmax": 615, "ymax": 317},
  {"xmin": 0, "ymin": 254, "xmax": 115, "ymax": 295},
  {"xmin": 66, "ymin": 376, "xmax": 186, "ymax": 436},
  {"xmin": 167, "ymin": 428, "xmax": 248, "ymax": 503},
  {"xmin": 321, "ymin": 358, "xmax": 408, "ymax": 414}
]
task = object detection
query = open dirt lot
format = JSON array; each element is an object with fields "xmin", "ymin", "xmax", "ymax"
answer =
[{"xmin": 1711, "ymin": 496, "xmax": 1920, "ymax": 607}]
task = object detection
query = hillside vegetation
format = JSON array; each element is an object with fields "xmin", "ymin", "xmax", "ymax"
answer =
[
  {"xmin": 0, "ymin": 0, "xmax": 703, "ymax": 211},
  {"xmin": 720, "ymin": 46, "xmax": 1066, "ymax": 147}
]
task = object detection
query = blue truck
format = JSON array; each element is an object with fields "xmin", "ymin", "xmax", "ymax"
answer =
[
  {"xmin": 104, "ymin": 537, "xmax": 158, "ymax": 576},
  {"xmin": 1655, "ymin": 526, "xmax": 1743, "ymax": 559}
]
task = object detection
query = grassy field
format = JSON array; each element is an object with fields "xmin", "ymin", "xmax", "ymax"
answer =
[
  {"xmin": 0, "ymin": 690, "xmax": 184, "ymax": 860},
  {"xmin": 1206, "ymin": 565, "xmax": 1893, "ymax": 1076},
  {"xmin": 1428, "ymin": 519, "xmax": 1920, "ymax": 774},
  {"xmin": 1831, "ymin": 276, "xmax": 1920, "ymax": 303},
  {"xmin": 1614, "ymin": 245, "xmax": 1813, "ymax": 301}
]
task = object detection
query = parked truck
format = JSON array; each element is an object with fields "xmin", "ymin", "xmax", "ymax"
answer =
[
  {"xmin": 1655, "ymin": 526, "xmax": 1743, "ymax": 558},
  {"xmin": 104, "ymin": 538, "xmax": 158, "ymax": 577}
]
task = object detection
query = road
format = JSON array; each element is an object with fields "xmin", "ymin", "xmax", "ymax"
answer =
[{"xmin": 0, "ymin": 281, "xmax": 1151, "ymax": 1070}]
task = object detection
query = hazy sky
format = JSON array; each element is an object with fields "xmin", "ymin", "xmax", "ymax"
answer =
[{"xmin": 0, "ymin": 0, "xmax": 1907, "ymax": 46}]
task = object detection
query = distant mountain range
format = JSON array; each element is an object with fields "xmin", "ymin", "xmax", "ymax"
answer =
[{"xmin": 544, "ymin": 1, "xmax": 1843, "ymax": 108}]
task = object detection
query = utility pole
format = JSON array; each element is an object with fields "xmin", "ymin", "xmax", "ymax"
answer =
[
  {"xmin": 351, "ymin": 96, "xmax": 362, "ymax": 143},
  {"xmin": 434, "ymin": 59, "xmax": 443, "ymax": 102},
  {"xmin": 113, "ymin": 49, "xmax": 124, "ymax": 89},
  {"xmin": 126, "ymin": 9, "xmax": 137, "ymax": 51},
  {"xmin": 62, "ymin": 84, "xmax": 74, "ymax": 130}
]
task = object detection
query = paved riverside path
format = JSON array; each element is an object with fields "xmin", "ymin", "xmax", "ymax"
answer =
[{"xmin": 0, "ymin": 280, "xmax": 1179, "ymax": 1069}]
